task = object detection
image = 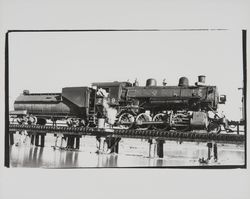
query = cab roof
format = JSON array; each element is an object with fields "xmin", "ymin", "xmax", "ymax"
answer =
[{"xmin": 92, "ymin": 81, "xmax": 132, "ymax": 87}]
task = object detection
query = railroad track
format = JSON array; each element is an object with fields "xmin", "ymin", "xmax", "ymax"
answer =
[{"xmin": 8, "ymin": 124, "xmax": 245, "ymax": 144}]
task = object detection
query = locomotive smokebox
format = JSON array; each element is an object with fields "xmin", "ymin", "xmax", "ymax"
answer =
[
  {"xmin": 178, "ymin": 77, "xmax": 189, "ymax": 87},
  {"xmin": 198, "ymin": 75, "xmax": 206, "ymax": 84},
  {"xmin": 146, "ymin": 78, "xmax": 157, "ymax": 86}
]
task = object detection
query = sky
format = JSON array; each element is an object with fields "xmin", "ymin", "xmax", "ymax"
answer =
[{"xmin": 8, "ymin": 30, "xmax": 244, "ymax": 120}]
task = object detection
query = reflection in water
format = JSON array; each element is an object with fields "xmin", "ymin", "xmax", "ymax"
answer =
[
  {"xmin": 9, "ymin": 135, "xmax": 245, "ymax": 168},
  {"xmin": 10, "ymin": 146, "xmax": 44, "ymax": 167},
  {"xmin": 64, "ymin": 151, "xmax": 79, "ymax": 167},
  {"xmin": 28, "ymin": 146, "xmax": 44, "ymax": 166},
  {"xmin": 52, "ymin": 149, "xmax": 79, "ymax": 168},
  {"xmin": 97, "ymin": 154, "xmax": 118, "ymax": 167},
  {"xmin": 147, "ymin": 158, "xmax": 164, "ymax": 167}
]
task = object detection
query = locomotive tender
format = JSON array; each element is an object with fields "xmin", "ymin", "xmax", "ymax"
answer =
[{"xmin": 10, "ymin": 75, "xmax": 228, "ymax": 133}]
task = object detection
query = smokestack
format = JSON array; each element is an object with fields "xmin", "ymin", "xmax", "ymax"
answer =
[{"xmin": 198, "ymin": 75, "xmax": 206, "ymax": 84}]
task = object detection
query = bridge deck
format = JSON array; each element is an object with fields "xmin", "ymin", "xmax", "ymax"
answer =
[{"xmin": 9, "ymin": 124, "xmax": 245, "ymax": 144}]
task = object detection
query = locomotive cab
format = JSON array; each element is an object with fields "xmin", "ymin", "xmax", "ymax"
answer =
[{"xmin": 92, "ymin": 81, "xmax": 132, "ymax": 105}]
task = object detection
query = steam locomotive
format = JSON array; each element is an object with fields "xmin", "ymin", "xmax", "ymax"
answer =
[{"xmin": 10, "ymin": 75, "xmax": 228, "ymax": 133}]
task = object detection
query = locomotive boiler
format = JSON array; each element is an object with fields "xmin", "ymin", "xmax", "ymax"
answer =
[{"xmin": 10, "ymin": 75, "xmax": 228, "ymax": 133}]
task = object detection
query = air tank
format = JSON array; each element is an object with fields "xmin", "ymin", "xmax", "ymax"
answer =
[
  {"xmin": 178, "ymin": 77, "xmax": 189, "ymax": 87},
  {"xmin": 146, "ymin": 78, "xmax": 157, "ymax": 86}
]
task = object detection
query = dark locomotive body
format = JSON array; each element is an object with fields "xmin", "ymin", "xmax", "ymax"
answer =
[
  {"xmin": 10, "ymin": 76, "xmax": 227, "ymax": 132},
  {"xmin": 13, "ymin": 87, "xmax": 95, "ymax": 126},
  {"xmin": 126, "ymin": 84, "xmax": 219, "ymax": 111}
]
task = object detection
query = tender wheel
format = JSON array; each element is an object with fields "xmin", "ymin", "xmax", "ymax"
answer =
[
  {"xmin": 37, "ymin": 118, "xmax": 47, "ymax": 125},
  {"xmin": 27, "ymin": 115, "xmax": 37, "ymax": 125},
  {"xmin": 66, "ymin": 118, "xmax": 79, "ymax": 127},
  {"xmin": 66, "ymin": 118, "xmax": 86, "ymax": 127},
  {"xmin": 79, "ymin": 119, "xmax": 86, "ymax": 127},
  {"xmin": 208, "ymin": 122, "xmax": 221, "ymax": 134},
  {"xmin": 17, "ymin": 116, "xmax": 28, "ymax": 125},
  {"xmin": 135, "ymin": 113, "xmax": 152, "ymax": 130},
  {"xmin": 118, "ymin": 112, "xmax": 135, "ymax": 129},
  {"xmin": 153, "ymin": 113, "xmax": 170, "ymax": 130}
]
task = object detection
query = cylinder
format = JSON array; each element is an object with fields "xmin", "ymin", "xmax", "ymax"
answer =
[
  {"xmin": 146, "ymin": 78, "xmax": 157, "ymax": 86},
  {"xmin": 190, "ymin": 111, "xmax": 208, "ymax": 129},
  {"xmin": 198, "ymin": 75, "xmax": 206, "ymax": 83},
  {"xmin": 178, "ymin": 77, "xmax": 189, "ymax": 87},
  {"xmin": 98, "ymin": 118, "xmax": 105, "ymax": 128}
]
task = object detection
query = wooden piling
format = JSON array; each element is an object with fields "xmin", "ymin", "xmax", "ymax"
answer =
[
  {"xmin": 108, "ymin": 137, "xmax": 121, "ymax": 153},
  {"xmin": 9, "ymin": 132, "xmax": 14, "ymax": 145},
  {"xmin": 67, "ymin": 135, "xmax": 75, "ymax": 148},
  {"xmin": 35, "ymin": 134, "xmax": 40, "ymax": 146},
  {"xmin": 60, "ymin": 135, "xmax": 65, "ymax": 148},
  {"xmin": 40, "ymin": 134, "xmax": 45, "ymax": 147},
  {"xmin": 149, "ymin": 139, "xmax": 165, "ymax": 158},
  {"xmin": 156, "ymin": 140, "xmax": 165, "ymax": 158},
  {"xmin": 66, "ymin": 136, "xmax": 70, "ymax": 148},
  {"xmin": 30, "ymin": 134, "xmax": 35, "ymax": 145},
  {"xmin": 213, "ymin": 143, "xmax": 218, "ymax": 161},
  {"xmin": 75, "ymin": 136, "xmax": 80, "ymax": 149},
  {"xmin": 71, "ymin": 136, "xmax": 75, "ymax": 148},
  {"xmin": 207, "ymin": 142, "xmax": 212, "ymax": 160},
  {"xmin": 114, "ymin": 138, "xmax": 120, "ymax": 153},
  {"xmin": 98, "ymin": 137, "xmax": 105, "ymax": 152},
  {"xmin": 149, "ymin": 139, "xmax": 157, "ymax": 158}
]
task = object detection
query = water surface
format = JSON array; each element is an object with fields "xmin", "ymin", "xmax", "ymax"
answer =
[{"xmin": 9, "ymin": 133, "xmax": 245, "ymax": 168}]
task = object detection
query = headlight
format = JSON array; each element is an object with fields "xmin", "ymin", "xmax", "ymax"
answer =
[{"xmin": 219, "ymin": 95, "xmax": 226, "ymax": 104}]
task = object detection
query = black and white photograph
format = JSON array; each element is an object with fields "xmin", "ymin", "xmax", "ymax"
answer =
[
  {"xmin": 6, "ymin": 29, "xmax": 246, "ymax": 168},
  {"xmin": 0, "ymin": 1, "xmax": 249, "ymax": 199}
]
